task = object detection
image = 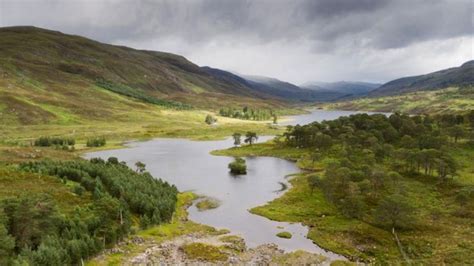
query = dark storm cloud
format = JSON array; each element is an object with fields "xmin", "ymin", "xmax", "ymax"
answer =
[
  {"xmin": 0, "ymin": 0, "xmax": 472, "ymax": 83},
  {"xmin": 2, "ymin": 0, "xmax": 469, "ymax": 49}
]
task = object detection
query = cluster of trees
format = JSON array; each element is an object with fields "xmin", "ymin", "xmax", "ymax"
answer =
[
  {"xmin": 283, "ymin": 112, "xmax": 473, "ymax": 229},
  {"xmin": 219, "ymin": 106, "xmax": 277, "ymax": 122},
  {"xmin": 228, "ymin": 157, "xmax": 247, "ymax": 175},
  {"xmin": 205, "ymin": 114, "xmax": 217, "ymax": 125},
  {"xmin": 232, "ymin": 132, "xmax": 258, "ymax": 146},
  {"xmin": 86, "ymin": 137, "xmax": 106, "ymax": 147},
  {"xmin": 34, "ymin": 136, "xmax": 75, "ymax": 147},
  {"xmin": 0, "ymin": 158, "xmax": 178, "ymax": 264},
  {"xmin": 96, "ymin": 79, "xmax": 192, "ymax": 110}
]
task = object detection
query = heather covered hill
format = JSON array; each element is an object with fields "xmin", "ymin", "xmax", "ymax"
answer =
[
  {"xmin": 0, "ymin": 26, "xmax": 288, "ymax": 125},
  {"xmin": 370, "ymin": 61, "xmax": 474, "ymax": 96}
]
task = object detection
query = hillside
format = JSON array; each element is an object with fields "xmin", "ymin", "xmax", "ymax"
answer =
[
  {"xmin": 371, "ymin": 61, "xmax": 474, "ymax": 96},
  {"xmin": 325, "ymin": 87, "xmax": 474, "ymax": 114},
  {"xmin": 241, "ymin": 75, "xmax": 324, "ymax": 102},
  {"xmin": 0, "ymin": 26, "xmax": 291, "ymax": 126}
]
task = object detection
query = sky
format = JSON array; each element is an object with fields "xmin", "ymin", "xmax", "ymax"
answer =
[{"xmin": 0, "ymin": 0, "xmax": 472, "ymax": 84}]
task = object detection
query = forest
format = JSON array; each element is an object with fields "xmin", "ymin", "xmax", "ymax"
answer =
[
  {"xmin": 219, "ymin": 106, "xmax": 277, "ymax": 121},
  {"xmin": 0, "ymin": 158, "xmax": 178, "ymax": 265},
  {"xmin": 280, "ymin": 111, "xmax": 474, "ymax": 229}
]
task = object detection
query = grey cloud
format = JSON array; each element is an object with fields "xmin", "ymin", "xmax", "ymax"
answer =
[
  {"xmin": 0, "ymin": 0, "xmax": 471, "ymax": 83},
  {"xmin": 1, "ymin": 0, "xmax": 470, "ymax": 49}
]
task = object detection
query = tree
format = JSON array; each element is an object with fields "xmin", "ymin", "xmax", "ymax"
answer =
[
  {"xmin": 314, "ymin": 133, "xmax": 333, "ymax": 152},
  {"xmin": 399, "ymin": 135, "xmax": 416, "ymax": 149},
  {"xmin": 310, "ymin": 151, "xmax": 321, "ymax": 163},
  {"xmin": 232, "ymin": 133, "xmax": 242, "ymax": 146},
  {"xmin": 0, "ymin": 210, "xmax": 14, "ymax": 265},
  {"xmin": 205, "ymin": 115, "xmax": 217, "ymax": 125},
  {"xmin": 135, "ymin": 161, "xmax": 146, "ymax": 173},
  {"xmin": 375, "ymin": 193, "xmax": 415, "ymax": 229},
  {"xmin": 273, "ymin": 114, "xmax": 278, "ymax": 125},
  {"xmin": 448, "ymin": 125, "xmax": 465, "ymax": 143},
  {"xmin": 228, "ymin": 157, "xmax": 247, "ymax": 174},
  {"xmin": 307, "ymin": 174, "xmax": 321, "ymax": 194},
  {"xmin": 244, "ymin": 132, "xmax": 258, "ymax": 145}
]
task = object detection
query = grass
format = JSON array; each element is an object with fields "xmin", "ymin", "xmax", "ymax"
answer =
[
  {"xmin": 181, "ymin": 242, "xmax": 229, "ymax": 262},
  {"xmin": 0, "ymin": 166, "xmax": 92, "ymax": 213},
  {"xmin": 214, "ymin": 141, "xmax": 474, "ymax": 264},
  {"xmin": 271, "ymin": 250, "xmax": 327, "ymax": 265},
  {"xmin": 324, "ymin": 87, "xmax": 474, "ymax": 114},
  {"xmin": 0, "ymin": 109, "xmax": 285, "ymax": 162},
  {"xmin": 276, "ymin": 231, "xmax": 292, "ymax": 239},
  {"xmin": 195, "ymin": 197, "xmax": 220, "ymax": 211}
]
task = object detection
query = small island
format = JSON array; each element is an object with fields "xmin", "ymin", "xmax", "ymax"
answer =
[
  {"xmin": 228, "ymin": 157, "xmax": 247, "ymax": 175},
  {"xmin": 196, "ymin": 197, "xmax": 221, "ymax": 211},
  {"xmin": 276, "ymin": 231, "xmax": 292, "ymax": 239}
]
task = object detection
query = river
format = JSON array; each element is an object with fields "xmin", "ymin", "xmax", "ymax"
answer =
[{"xmin": 84, "ymin": 110, "xmax": 372, "ymax": 260}]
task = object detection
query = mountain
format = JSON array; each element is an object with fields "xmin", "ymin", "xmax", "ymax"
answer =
[
  {"xmin": 300, "ymin": 81, "xmax": 381, "ymax": 101},
  {"xmin": 198, "ymin": 68, "xmax": 329, "ymax": 102},
  {"xmin": 370, "ymin": 61, "xmax": 474, "ymax": 96},
  {"xmin": 240, "ymin": 75, "xmax": 325, "ymax": 102},
  {"xmin": 0, "ymin": 26, "xmax": 294, "ymax": 126}
]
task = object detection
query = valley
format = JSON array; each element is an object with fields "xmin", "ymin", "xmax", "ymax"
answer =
[{"xmin": 0, "ymin": 24, "xmax": 473, "ymax": 266}]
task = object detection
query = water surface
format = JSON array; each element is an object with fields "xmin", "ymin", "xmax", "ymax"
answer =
[
  {"xmin": 281, "ymin": 109, "xmax": 386, "ymax": 126},
  {"xmin": 85, "ymin": 110, "xmax": 366, "ymax": 260}
]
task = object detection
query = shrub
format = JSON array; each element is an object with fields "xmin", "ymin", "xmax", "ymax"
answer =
[
  {"xmin": 276, "ymin": 231, "xmax": 292, "ymax": 239},
  {"xmin": 86, "ymin": 137, "xmax": 106, "ymax": 147},
  {"xmin": 34, "ymin": 137, "xmax": 75, "ymax": 147},
  {"xmin": 228, "ymin": 157, "xmax": 247, "ymax": 175}
]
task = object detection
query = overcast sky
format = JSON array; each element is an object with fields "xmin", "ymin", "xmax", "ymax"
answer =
[{"xmin": 0, "ymin": 0, "xmax": 472, "ymax": 84}]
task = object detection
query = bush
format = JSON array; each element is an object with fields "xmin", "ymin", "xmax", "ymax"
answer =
[
  {"xmin": 205, "ymin": 114, "xmax": 217, "ymax": 125},
  {"xmin": 228, "ymin": 157, "xmax": 247, "ymax": 175},
  {"xmin": 86, "ymin": 137, "xmax": 106, "ymax": 147},
  {"xmin": 34, "ymin": 137, "xmax": 75, "ymax": 147},
  {"xmin": 276, "ymin": 231, "xmax": 292, "ymax": 239}
]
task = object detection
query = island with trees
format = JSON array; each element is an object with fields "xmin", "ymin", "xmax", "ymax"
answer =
[{"xmin": 228, "ymin": 157, "xmax": 247, "ymax": 175}]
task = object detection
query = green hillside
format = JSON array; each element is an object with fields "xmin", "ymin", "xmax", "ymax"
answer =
[
  {"xmin": 0, "ymin": 26, "xmax": 287, "ymax": 127},
  {"xmin": 325, "ymin": 87, "xmax": 474, "ymax": 114},
  {"xmin": 370, "ymin": 61, "xmax": 474, "ymax": 96}
]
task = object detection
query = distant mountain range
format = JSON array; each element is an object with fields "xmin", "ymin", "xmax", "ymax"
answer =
[
  {"xmin": 370, "ymin": 61, "xmax": 474, "ymax": 96},
  {"xmin": 300, "ymin": 81, "xmax": 381, "ymax": 101}
]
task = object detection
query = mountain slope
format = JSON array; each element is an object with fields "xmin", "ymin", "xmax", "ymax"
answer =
[
  {"xmin": 326, "ymin": 87, "xmax": 474, "ymax": 114},
  {"xmin": 241, "ymin": 75, "xmax": 325, "ymax": 102},
  {"xmin": 301, "ymin": 81, "xmax": 381, "ymax": 101},
  {"xmin": 199, "ymin": 68, "xmax": 328, "ymax": 102},
  {"xmin": 0, "ymin": 26, "xmax": 290, "ymax": 126},
  {"xmin": 370, "ymin": 61, "xmax": 474, "ymax": 96}
]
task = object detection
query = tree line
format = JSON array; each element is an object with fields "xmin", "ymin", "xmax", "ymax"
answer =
[
  {"xmin": 0, "ymin": 158, "xmax": 177, "ymax": 265},
  {"xmin": 219, "ymin": 106, "xmax": 277, "ymax": 121}
]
